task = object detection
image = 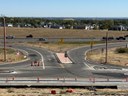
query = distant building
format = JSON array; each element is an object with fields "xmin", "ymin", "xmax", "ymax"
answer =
[
  {"xmin": 73, "ymin": 25, "xmax": 85, "ymax": 29},
  {"xmin": 73, "ymin": 25, "xmax": 94, "ymax": 30},
  {"xmin": 25, "ymin": 24, "xmax": 32, "ymax": 27},
  {"xmin": 49, "ymin": 24, "xmax": 64, "ymax": 29},
  {"xmin": 43, "ymin": 24, "xmax": 48, "ymax": 28},
  {"xmin": 85, "ymin": 25, "xmax": 94, "ymax": 30},
  {"xmin": 109, "ymin": 25, "xmax": 127, "ymax": 31},
  {"xmin": 7, "ymin": 23, "xmax": 13, "ymax": 27}
]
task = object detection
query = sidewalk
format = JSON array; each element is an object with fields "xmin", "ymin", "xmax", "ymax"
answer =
[{"xmin": 56, "ymin": 53, "xmax": 72, "ymax": 64}]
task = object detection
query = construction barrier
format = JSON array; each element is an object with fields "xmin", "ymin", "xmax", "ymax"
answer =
[{"xmin": 51, "ymin": 90, "xmax": 56, "ymax": 94}]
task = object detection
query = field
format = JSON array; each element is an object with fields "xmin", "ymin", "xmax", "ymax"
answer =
[
  {"xmin": 0, "ymin": 27, "xmax": 128, "ymax": 38},
  {"xmin": 25, "ymin": 42, "xmax": 87, "ymax": 52}
]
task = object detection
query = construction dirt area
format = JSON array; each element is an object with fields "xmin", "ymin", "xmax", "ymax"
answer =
[{"xmin": 0, "ymin": 87, "xmax": 128, "ymax": 96}]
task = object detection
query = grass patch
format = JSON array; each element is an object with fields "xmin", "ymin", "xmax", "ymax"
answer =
[
  {"xmin": 0, "ymin": 48, "xmax": 25, "ymax": 63},
  {"xmin": 0, "ymin": 27, "xmax": 128, "ymax": 38},
  {"xmin": 0, "ymin": 48, "xmax": 15, "ymax": 54},
  {"xmin": 25, "ymin": 42, "xmax": 87, "ymax": 52},
  {"xmin": 87, "ymin": 48, "xmax": 128, "ymax": 66}
]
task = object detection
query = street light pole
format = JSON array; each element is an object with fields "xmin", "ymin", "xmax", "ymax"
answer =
[
  {"xmin": 105, "ymin": 32, "xmax": 108, "ymax": 64},
  {"xmin": 3, "ymin": 17, "xmax": 7, "ymax": 61}
]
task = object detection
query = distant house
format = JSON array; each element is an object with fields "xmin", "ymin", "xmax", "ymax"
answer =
[
  {"xmin": 109, "ymin": 25, "xmax": 127, "ymax": 31},
  {"xmin": 49, "ymin": 25, "xmax": 64, "ymax": 29},
  {"xmin": 85, "ymin": 25, "xmax": 94, "ymax": 30},
  {"xmin": 7, "ymin": 23, "xmax": 13, "ymax": 27},
  {"xmin": 16, "ymin": 24, "xmax": 21, "ymax": 28},
  {"xmin": 73, "ymin": 25, "xmax": 85, "ymax": 29},
  {"xmin": 126, "ymin": 27, "xmax": 128, "ymax": 31},
  {"xmin": 43, "ymin": 25, "xmax": 48, "ymax": 28},
  {"xmin": 25, "ymin": 24, "xmax": 32, "ymax": 27},
  {"xmin": 73, "ymin": 25, "xmax": 94, "ymax": 30}
]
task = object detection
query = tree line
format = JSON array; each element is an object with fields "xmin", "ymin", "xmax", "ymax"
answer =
[{"xmin": 0, "ymin": 17, "xmax": 128, "ymax": 30}]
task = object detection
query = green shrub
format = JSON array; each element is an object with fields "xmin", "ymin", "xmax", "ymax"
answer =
[
  {"xmin": 115, "ymin": 48, "xmax": 128, "ymax": 53},
  {"xmin": 0, "ymin": 48, "xmax": 15, "ymax": 54}
]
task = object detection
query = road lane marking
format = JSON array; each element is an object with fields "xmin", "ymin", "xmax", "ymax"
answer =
[
  {"xmin": 84, "ymin": 62, "xmax": 95, "ymax": 70},
  {"xmin": 27, "ymin": 48, "xmax": 45, "ymax": 70},
  {"xmin": 60, "ymin": 64, "xmax": 65, "ymax": 68}
]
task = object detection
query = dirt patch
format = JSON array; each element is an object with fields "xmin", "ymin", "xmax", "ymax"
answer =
[
  {"xmin": 0, "ymin": 88, "xmax": 127, "ymax": 96},
  {"xmin": 87, "ymin": 47, "xmax": 128, "ymax": 66},
  {"xmin": 24, "ymin": 42, "xmax": 87, "ymax": 53},
  {"xmin": 0, "ymin": 48, "xmax": 26, "ymax": 63},
  {"xmin": 0, "ymin": 88, "xmax": 89, "ymax": 96}
]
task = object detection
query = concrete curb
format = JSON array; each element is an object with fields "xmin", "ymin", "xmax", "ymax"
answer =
[
  {"xmin": 67, "ymin": 51, "xmax": 75, "ymax": 64},
  {"xmin": 55, "ymin": 53, "xmax": 72, "ymax": 64},
  {"xmin": 0, "ymin": 47, "xmax": 29, "ymax": 65},
  {"xmin": 54, "ymin": 53, "xmax": 61, "ymax": 63}
]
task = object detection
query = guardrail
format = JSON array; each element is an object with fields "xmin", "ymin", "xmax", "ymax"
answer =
[{"xmin": 0, "ymin": 77, "xmax": 128, "ymax": 87}]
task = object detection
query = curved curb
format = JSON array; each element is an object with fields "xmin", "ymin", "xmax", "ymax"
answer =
[
  {"xmin": 67, "ymin": 51, "xmax": 75, "ymax": 64},
  {"xmin": 84, "ymin": 44, "xmax": 128, "ymax": 68},
  {"xmin": 54, "ymin": 53, "xmax": 61, "ymax": 63},
  {"xmin": 55, "ymin": 53, "xmax": 72, "ymax": 64}
]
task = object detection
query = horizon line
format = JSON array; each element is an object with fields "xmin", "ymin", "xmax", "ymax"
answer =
[{"xmin": 2, "ymin": 16, "xmax": 128, "ymax": 18}]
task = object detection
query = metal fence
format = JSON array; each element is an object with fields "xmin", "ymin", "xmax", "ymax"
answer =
[{"xmin": 0, "ymin": 77, "xmax": 128, "ymax": 87}]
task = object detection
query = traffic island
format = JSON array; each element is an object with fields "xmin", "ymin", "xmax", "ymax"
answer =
[
  {"xmin": 56, "ymin": 53, "xmax": 72, "ymax": 64},
  {"xmin": 0, "ymin": 47, "xmax": 27, "ymax": 64}
]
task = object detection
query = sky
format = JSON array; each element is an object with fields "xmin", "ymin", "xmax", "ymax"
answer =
[{"xmin": 0, "ymin": 0, "xmax": 128, "ymax": 17}]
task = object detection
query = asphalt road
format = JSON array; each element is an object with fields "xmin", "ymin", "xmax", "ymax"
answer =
[
  {"xmin": 68, "ymin": 42, "xmax": 128, "ymax": 78},
  {"xmin": 0, "ymin": 38, "xmax": 123, "ymax": 43},
  {"xmin": 0, "ymin": 45, "xmax": 75, "ymax": 78},
  {"xmin": 0, "ymin": 42, "xmax": 128, "ymax": 80}
]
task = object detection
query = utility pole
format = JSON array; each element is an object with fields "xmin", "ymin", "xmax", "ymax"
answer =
[
  {"xmin": 90, "ymin": 38, "xmax": 94, "ymax": 52},
  {"xmin": 3, "ymin": 16, "xmax": 7, "ymax": 61},
  {"xmin": 105, "ymin": 32, "xmax": 108, "ymax": 64}
]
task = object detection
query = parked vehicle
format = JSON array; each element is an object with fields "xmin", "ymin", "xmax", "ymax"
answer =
[
  {"xmin": 124, "ymin": 35, "xmax": 128, "ymax": 37},
  {"xmin": 116, "ymin": 36, "xmax": 126, "ymax": 40},
  {"xmin": 26, "ymin": 34, "xmax": 33, "ymax": 38},
  {"xmin": 39, "ymin": 38, "xmax": 46, "ymax": 41},
  {"xmin": 6, "ymin": 35, "xmax": 15, "ymax": 39},
  {"xmin": 102, "ymin": 37, "xmax": 114, "ymax": 40},
  {"xmin": 38, "ymin": 38, "xmax": 48, "ymax": 43}
]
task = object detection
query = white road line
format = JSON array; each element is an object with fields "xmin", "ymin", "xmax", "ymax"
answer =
[
  {"xmin": 60, "ymin": 64, "xmax": 65, "ymax": 68},
  {"xmin": 84, "ymin": 62, "xmax": 95, "ymax": 70},
  {"xmin": 18, "ymin": 49, "xmax": 29, "ymax": 56},
  {"xmin": 27, "ymin": 48, "xmax": 45, "ymax": 70}
]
